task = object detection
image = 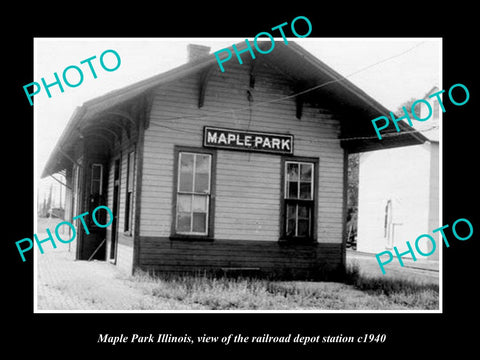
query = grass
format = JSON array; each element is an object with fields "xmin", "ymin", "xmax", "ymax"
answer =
[
  {"xmin": 37, "ymin": 218, "xmax": 439, "ymax": 310},
  {"xmin": 124, "ymin": 264, "xmax": 439, "ymax": 310},
  {"xmin": 342, "ymin": 262, "xmax": 439, "ymax": 309}
]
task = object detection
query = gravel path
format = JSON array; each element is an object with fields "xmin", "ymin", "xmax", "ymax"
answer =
[
  {"xmin": 37, "ymin": 247, "xmax": 148, "ymax": 310},
  {"xmin": 35, "ymin": 217, "xmax": 169, "ymax": 311}
]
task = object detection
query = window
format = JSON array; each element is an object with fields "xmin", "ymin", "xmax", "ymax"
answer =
[
  {"xmin": 91, "ymin": 164, "xmax": 103, "ymax": 195},
  {"xmin": 124, "ymin": 151, "xmax": 135, "ymax": 233},
  {"xmin": 282, "ymin": 160, "xmax": 316, "ymax": 241},
  {"xmin": 174, "ymin": 150, "xmax": 213, "ymax": 237}
]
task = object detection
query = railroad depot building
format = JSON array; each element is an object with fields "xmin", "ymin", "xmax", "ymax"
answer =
[{"xmin": 41, "ymin": 41, "xmax": 426, "ymax": 278}]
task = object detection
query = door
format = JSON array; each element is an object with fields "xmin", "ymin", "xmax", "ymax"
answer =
[
  {"xmin": 109, "ymin": 159, "xmax": 120, "ymax": 263},
  {"xmin": 72, "ymin": 162, "xmax": 83, "ymax": 260}
]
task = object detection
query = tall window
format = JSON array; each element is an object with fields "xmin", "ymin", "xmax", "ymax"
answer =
[
  {"xmin": 91, "ymin": 164, "xmax": 103, "ymax": 195},
  {"xmin": 283, "ymin": 160, "xmax": 315, "ymax": 240},
  {"xmin": 175, "ymin": 151, "xmax": 212, "ymax": 236},
  {"xmin": 124, "ymin": 151, "xmax": 135, "ymax": 233}
]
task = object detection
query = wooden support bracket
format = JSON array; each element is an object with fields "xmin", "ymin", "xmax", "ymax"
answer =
[{"xmin": 198, "ymin": 65, "xmax": 215, "ymax": 108}]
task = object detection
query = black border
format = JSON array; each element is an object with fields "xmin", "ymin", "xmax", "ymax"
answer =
[{"xmin": 7, "ymin": 6, "xmax": 479, "ymax": 356}]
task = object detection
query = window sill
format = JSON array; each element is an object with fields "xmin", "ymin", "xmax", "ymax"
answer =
[
  {"xmin": 169, "ymin": 235, "xmax": 214, "ymax": 242},
  {"xmin": 278, "ymin": 238, "xmax": 317, "ymax": 246}
]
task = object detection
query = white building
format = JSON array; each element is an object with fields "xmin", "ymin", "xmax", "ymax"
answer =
[{"xmin": 356, "ymin": 87, "xmax": 440, "ymax": 260}]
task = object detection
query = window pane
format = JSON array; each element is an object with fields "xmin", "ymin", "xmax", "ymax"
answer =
[
  {"xmin": 177, "ymin": 194, "xmax": 192, "ymax": 212},
  {"xmin": 195, "ymin": 155, "xmax": 210, "ymax": 193},
  {"xmin": 177, "ymin": 212, "xmax": 191, "ymax": 232},
  {"xmin": 287, "ymin": 204, "xmax": 296, "ymax": 219},
  {"xmin": 128, "ymin": 152, "xmax": 135, "ymax": 191},
  {"xmin": 286, "ymin": 204, "xmax": 297, "ymax": 237},
  {"xmin": 92, "ymin": 165, "xmax": 102, "ymax": 179},
  {"xmin": 300, "ymin": 163, "xmax": 312, "ymax": 181},
  {"xmin": 195, "ymin": 154, "xmax": 210, "ymax": 173},
  {"xmin": 298, "ymin": 219, "xmax": 310, "ymax": 237},
  {"xmin": 194, "ymin": 173, "xmax": 210, "ymax": 193},
  {"xmin": 192, "ymin": 212, "xmax": 207, "ymax": 233},
  {"xmin": 192, "ymin": 195, "xmax": 207, "ymax": 212},
  {"xmin": 287, "ymin": 181, "xmax": 298, "ymax": 199},
  {"xmin": 299, "ymin": 182, "xmax": 312, "ymax": 199},
  {"xmin": 91, "ymin": 164, "xmax": 102, "ymax": 194},
  {"xmin": 287, "ymin": 219, "xmax": 296, "ymax": 237},
  {"xmin": 179, "ymin": 153, "xmax": 194, "ymax": 192},
  {"xmin": 298, "ymin": 205, "xmax": 310, "ymax": 219},
  {"xmin": 286, "ymin": 163, "xmax": 298, "ymax": 181}
]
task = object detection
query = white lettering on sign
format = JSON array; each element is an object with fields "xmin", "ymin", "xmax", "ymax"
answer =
[{"xmin": 203, "ymin": 127, "xmax": 293, "ymax": 155}]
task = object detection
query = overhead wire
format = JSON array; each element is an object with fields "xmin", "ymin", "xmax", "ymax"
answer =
[{"xmin": 147, "ymin": 41, "xmax": 431, "ymax": 141}]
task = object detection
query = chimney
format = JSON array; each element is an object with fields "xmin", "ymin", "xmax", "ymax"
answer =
[{"xmin": 187, "ymin": 44, "xmax": 211, "ymax": 62}]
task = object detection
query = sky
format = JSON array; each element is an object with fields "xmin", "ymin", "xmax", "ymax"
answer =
[{"xmin": 34, "ymin": 37, "xmax": 441, "ymax": 208}]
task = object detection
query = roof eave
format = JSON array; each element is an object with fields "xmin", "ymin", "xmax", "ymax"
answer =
[
  {"xmin": 41, "ymin": 41, "xmax": 429, "ymax": 177},
  {"xmin": 41, "ymin": 106, "xmax": 86, "ymax": 178},
  {"xmin": 274, "ymin": 42, "xmax": 427, "ymax": 151}
]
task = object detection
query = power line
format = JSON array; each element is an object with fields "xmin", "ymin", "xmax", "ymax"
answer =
[
  {"xmin": 147, "ymin": 41, "xmax": 433, "ymax": 142},
  {"xmin": 150, "ymin": 120, "xmax": 438, "ymax": 142},
  {"xmin": 150, "ymin": 41, "xmax": 427, "ymax": 123}
]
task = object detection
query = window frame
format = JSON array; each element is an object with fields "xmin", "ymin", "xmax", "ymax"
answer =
[
  {"xmin": 90, "ymin": 163, "xmax": 103, "ymax": 196},
  {"xmin": 170, "ymin": 146, "xmax": 216, "ymax": 240},
  {"xmin": 280, "ymin": 156, "xmax": 319, "ymax": 243},
  {"xmin": 124, "ymin": 150, "xmax": 135, "ymax": 235}
]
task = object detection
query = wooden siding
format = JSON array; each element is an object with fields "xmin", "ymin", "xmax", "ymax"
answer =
[
  {"xmin": 116, "ymin": 242, "xmax": 134, "ymax": 274},
  {"xmin": 215, "ymin": 151, "xmax": 280, "ymax": 241},
  {"xmin": 140, "ymin": 59, "xmax": 345, "ymax": 245},
  {"xmin": 104, "ymin": 123, "xmax": 138, "ymax": 271},
  {"xmin": 138, "ymin": 236, "xmax": 343, "ymax": 279},
  {"xmin": 105, "ymin": 159, "xmax": 114, "ymax": 261}
]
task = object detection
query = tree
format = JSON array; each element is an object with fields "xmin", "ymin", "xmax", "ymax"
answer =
[
  {"xmin": 347, "ymin": 153, "xmax": 359, "ymax": 211},
  {"xmin": 346, "ymin": 153, "xmax": 359, "ymax": 249},
  {"xmin": 394, "ymin": 97, "xmax": 420, "ymax": 117}
]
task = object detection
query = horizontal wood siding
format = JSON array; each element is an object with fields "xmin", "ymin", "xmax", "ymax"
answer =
[
  {"xmin": 139, "ymin": 236, "xmax": 343, "ymax": 279},
  {"xmin": 216, "ymin": 152, "xmax": 280, "ymax": 241},
  {"xmin": 141, "ymin": 59, "xmax": 345, "ymax": 247},
  {"xmin": 103, "ymin": 123, "xmax": 137, "ymax": 270},
  {"xmin": 105, "ymin": 159, "xmax": 114, "ymax": 260},
  {"xmin": 116, "ymin": 242, "xmax": 133, "ymax": 274}
]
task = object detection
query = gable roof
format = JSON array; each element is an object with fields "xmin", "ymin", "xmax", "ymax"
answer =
[{"xmin": 41, "ymin": 41, "xmax": 426, "ymax": 178}]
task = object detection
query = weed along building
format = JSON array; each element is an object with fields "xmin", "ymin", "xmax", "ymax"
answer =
[{"xmin": 41, "ymin": 41, "xmax": 426, "ymax": 279}]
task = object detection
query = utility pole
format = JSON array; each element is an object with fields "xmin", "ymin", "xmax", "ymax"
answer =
[{"xmin": 47, "ymin": 184, "xmax": 52, "ymax": 218}]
